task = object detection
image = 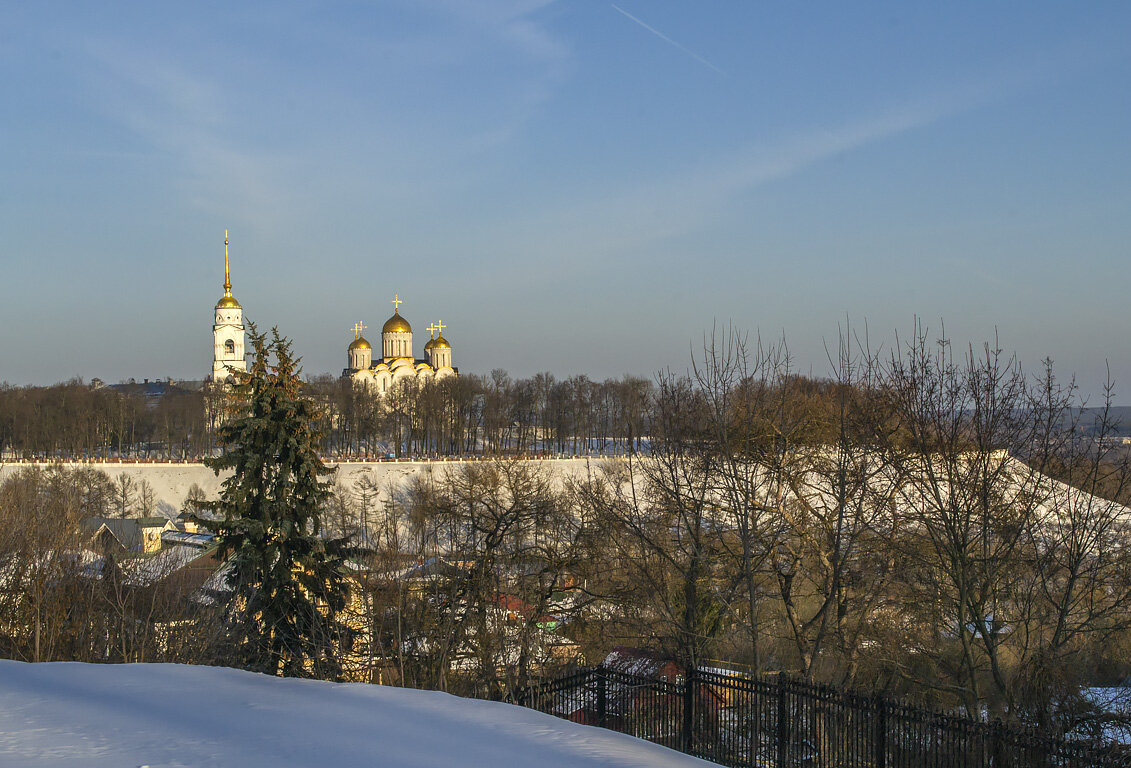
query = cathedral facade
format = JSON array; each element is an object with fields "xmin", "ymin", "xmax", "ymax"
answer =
[{"xmin": 343, "ymin": 294, "xmax": 457, "ymax": 392}]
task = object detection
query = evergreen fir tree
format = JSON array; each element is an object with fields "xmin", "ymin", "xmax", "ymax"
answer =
[{"xmin": 202, "ymin": 325, "xmax": 354, "ymax": 678}]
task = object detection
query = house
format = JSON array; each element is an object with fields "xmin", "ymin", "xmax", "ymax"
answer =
[
  {"xmin": 81, "ymin": 517, "xmax": 177, "ymax": 555},
  {"xmin": 493, "ymin": 593, "xmax": 564, "ymax": 633}
]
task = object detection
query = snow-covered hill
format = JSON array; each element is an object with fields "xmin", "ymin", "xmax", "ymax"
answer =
[
  {"xmin": 0, "ymin": 459, "xmax": 606, "ymax": 519},
  {"xmin": 0, "ymin": 660, "xmax": 709, "ymax": 767}
]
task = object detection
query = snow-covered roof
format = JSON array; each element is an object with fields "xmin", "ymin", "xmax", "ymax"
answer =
[
  {"xmin": 602, "ymin": 647, "xmax": 681, "ymax": 680},
  {"xmin": 161, "ymin": 530, "xmax": 215, "ymax": 548},
  {"xmin": 0, "ymin": 549, "xmax": 104, "ymax": 588},
  {"xmin": 120, "ymin": 545, "xmax": 213, "ymax": 587}
]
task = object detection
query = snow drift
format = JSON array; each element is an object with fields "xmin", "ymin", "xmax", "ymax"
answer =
[{"xmin": 0, "ymin": 660, "xmax": 710, "ymax": 767}]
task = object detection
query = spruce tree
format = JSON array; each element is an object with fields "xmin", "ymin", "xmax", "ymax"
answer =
[{"xmin": 202, "ymin": 325, "xmax": 353, "ymax": 678}]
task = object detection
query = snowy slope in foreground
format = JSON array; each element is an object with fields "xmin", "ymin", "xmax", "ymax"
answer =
[{"xmin": 0, "ymin": 661, "xmax": 711, "ymax": 768}]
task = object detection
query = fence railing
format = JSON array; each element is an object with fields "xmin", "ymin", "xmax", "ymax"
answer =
[{"xmin": 509, "ymin": 667, "xmax": 1131, "ymax": 768}]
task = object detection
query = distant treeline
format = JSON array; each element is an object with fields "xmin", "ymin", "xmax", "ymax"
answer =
[
  {"xmin": 0, "ymin": 380, "xmax": 211, "ymax": 460},
  {"xmin": 5, "ymin": 360, "xmax": 1130, "ymax": 464},
  {"xmin": 0, "ymin": 371, "xmax": 665, "ymax": 460},
  {"xmin": 306, "ymin": 370, "xmax": 654, "ymax": 458}
]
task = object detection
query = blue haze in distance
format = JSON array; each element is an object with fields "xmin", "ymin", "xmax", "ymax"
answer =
[{"xmin": 1, "ymin": 2, "xmax": 1129, "ymax": 400}]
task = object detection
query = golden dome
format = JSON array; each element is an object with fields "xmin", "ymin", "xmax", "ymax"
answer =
[
  {"xmin": 349, "ymin": 335, "xmax": 372, "ymax": 351},
  {"xmin": 423, "ymin": 337, "xmax": 436, "ymax": 351},
  {"xmin": 431, "ymin": 334, "xmax": 450, "ymax": 349},
  {"xmin": 383, "ymin": 312, "xmax": 412, "ymax": 334},
  {"xmin": 216, "ymin": 294, "xmax": 241, "ymax": 309}
]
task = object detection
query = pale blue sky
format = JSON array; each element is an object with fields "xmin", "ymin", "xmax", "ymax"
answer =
[{"xmin": 2, "ymin": 2, "xmax": 1130, "ymax": 398}]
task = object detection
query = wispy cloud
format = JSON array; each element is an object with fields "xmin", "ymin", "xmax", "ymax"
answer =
[
  {"xmin": 707, "ymin": 92, "xmax": 973, "ymax": 194},
  {"xmin": 611, "ymin": 4, "xmax": 724, "ymax": 76},
  {"xmin": 419, "ymin": 0, "xmax": 568, "ymax": 62},
  {"xmin": 78, "ymin": 42, "xmax": 302, "ymax": 228},
  {"xmin": 393, "ymin": 0, "xmax": 570, "ymax": 151},
  {"xmin": 489, "ymin": 80, "xmax": 1010, "ymax": 271}
]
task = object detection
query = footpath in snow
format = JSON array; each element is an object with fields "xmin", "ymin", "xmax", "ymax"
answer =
[{"xmin": 0, "ymin": 660, "xmax": 711, "ymax": 768}]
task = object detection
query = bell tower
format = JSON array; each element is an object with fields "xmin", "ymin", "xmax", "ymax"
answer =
[{"xmin": 212, "ymin": 230, "xmax": 246, "ymax": 382}]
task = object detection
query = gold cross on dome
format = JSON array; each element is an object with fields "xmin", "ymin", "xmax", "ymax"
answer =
[
  {"xmin": 427, "ymin": 323, "xmax": 437, "ymax": 339},
  {"xmin": 434, "ymin": 320, "xmax": 445, "ymax": 336},
  {"xmin": 391, "ymin": 293, "xmax": 402, "ymax": 313},
  {"xmin": 352, "ymin": 321, "xmax": 367, "ymax": 339}
]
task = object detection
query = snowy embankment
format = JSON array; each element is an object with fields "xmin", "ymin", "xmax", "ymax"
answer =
[
  {"xmin": 0, "ymin": 458, "xmax": 606, "ymax": 517},
  {"xmin": 0, "ymin": 661, "xmax": 709, "ymax": 768}
]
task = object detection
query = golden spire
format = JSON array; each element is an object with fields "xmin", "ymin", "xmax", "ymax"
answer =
[
  {"xmin": 223, "ymin": 229, "xmax": 232, "ymax": 297},
  {"xmin": 352, "ymin": 321, "xmax": 367, "ymax": 339},
  {"xmin": 391, "ymin": 293, "xmax": 402, "ymax": 313},
  {"xmin": 215, "ymin": 229, "xmax": 241, "ymax": 309},
  {"xmin": 427, "ymin": 323, "xmax": 437, "ymax": 339},
  {"xmin": 434, "ymin": 320, "xmax": 445, "ymax": 337}
]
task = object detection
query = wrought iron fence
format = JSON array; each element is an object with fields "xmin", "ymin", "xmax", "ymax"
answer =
[{"xmin": 509, "ymin": 667, "xmax": 1131, "ymax": 768}]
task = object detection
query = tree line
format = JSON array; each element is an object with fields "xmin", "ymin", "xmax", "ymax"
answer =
[
  {"xmin": 0, "ymin": 370, "xmax": 653, "ymax": 460},
  {"xmin": 0, "ymin": 380, "xmax": 209, "ymax": 460}
]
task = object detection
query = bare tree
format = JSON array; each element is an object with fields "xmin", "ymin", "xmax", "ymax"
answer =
[
  {"xmin": 879, "ymin": 326, "xmax": 1069, "ymax": 716},
  {"xmin": 691, "ymin": 324, "xmax": 795, "ymax": 670},
  {"xmin": 580, "ymin": 372, "xmax": 730, "ymax": 669}
]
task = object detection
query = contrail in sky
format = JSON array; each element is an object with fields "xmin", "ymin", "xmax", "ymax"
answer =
[{"xmin": 611, "ymin": 4, "xmax": 725, "ymax": 76}]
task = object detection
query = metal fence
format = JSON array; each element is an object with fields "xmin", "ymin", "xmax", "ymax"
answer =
[{"xmin": 510, "ymin": 667, "xmax": 1131, "ymax": 768}]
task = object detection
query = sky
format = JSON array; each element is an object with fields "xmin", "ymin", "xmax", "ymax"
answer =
[{"xmin": 2, "ymin": 2, "xmax": 1130, "ymax": 399}]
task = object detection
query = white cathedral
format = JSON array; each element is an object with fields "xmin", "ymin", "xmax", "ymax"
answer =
[
  {"xmin": 209, "ymin": 232, "xmax": 456, "ymax": 389},
  {"xmin": 343, "ymin": 294, "xmax": 457, "ymax": 392}
]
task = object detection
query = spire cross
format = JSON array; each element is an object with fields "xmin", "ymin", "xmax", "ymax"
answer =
[
  {"xmin": 391, "ymin": 293, "xmax": 402, "ymax": 313},
  {"xmin": 352, "ymin": 321, "xmax": 367, "ymax": 339},
  {"xmin": 434, "ymin": 320, "xmax": 445, "ymax": 337},
  {"xmin": 427, "ymin": 323, "xmax": 437, "ymax": 339},
  {"xmin": 223, "ymin": 229, "xmax": 232, "ymax": 295}
]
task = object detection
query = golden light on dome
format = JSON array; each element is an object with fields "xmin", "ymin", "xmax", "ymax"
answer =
[
  {"xmin": 430, "ymin": 320, "xmax": 449, "ymax": 348},
  {"xmin": 383, "ymin": 314, "xmax": 412, "ymax": 334},
  {"xmin": 383, "ymin": 293, "xmax": 412, "ymax": 333},
  {"xmin": 349, "ymin": 321, "xmax": 371, "ymax": 350}
]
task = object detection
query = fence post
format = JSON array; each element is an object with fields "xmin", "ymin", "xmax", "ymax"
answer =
[
  {"xmin": 777, "ymin": 676, "xmax": 788, "ymax": 768},
  {"xmin": 990, "ymin": 720, "xmax": 1005, "ymax": 768},
  {"xmin": 874, "ymin": 695, "xmax": 887, "ymax": 768},
  {"xmin": 682, "ymin": 668, "xmax": 695, "ymax": 755},
  {"xmin": 596, "ymin": 669, "xmax": 607, "ymax": 729}
]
